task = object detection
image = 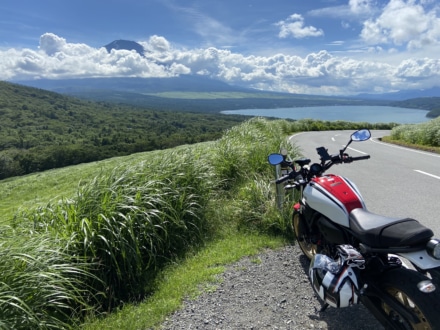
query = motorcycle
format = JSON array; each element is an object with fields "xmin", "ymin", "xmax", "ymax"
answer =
[{"xmin": 268, "ymin": 129, "xmax": 440, "ymax": 329}]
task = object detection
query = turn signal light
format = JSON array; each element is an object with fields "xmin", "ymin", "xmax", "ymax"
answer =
[
  {"xmin": 427, "ymin": 239, "xmax": 440, "ymax": 260},
  {"xmin": 418, "ymin": 280, "xmax": 436, "ymax": 293}
]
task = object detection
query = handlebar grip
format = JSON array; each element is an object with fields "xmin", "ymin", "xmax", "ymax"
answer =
[{"xmin": 351, "ymin": 155, "xmax": 370, "ymax": 161}]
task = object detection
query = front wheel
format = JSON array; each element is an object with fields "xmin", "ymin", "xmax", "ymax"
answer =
[
  {"xmin": 377, "ymin": 268, "xmax": 440, "ymax": 329},
  {"xmin": 292, "ymin": 212, "xmax": 317, "ymax": 260}
]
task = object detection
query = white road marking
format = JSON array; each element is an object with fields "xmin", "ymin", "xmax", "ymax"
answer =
[
  {"xmin": 347, "ymin": 147, "xmax": 369, "ymax": 155},
  {"xmin": 414, "ymin": 170, "xmax": 440, "ymax": 180}
]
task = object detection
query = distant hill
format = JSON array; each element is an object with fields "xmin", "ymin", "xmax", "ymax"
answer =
[
  {"xmin": 13, "ymin": 73, "xmax": 440, "ymax": 117},
  {"xmin": 390, "ymin": 97, "xmax": 440, "ymax": 118},
  {"xmin": 356, "ymin": 86, "xmax": 440, "ymax": 100},
  {"xmin": 0, "ymin": 80, "xmax": 246, "ymax": 179},
  {"xmin": 15, "ymin": 75, "xmax": 388, "ymax": 112},
  {"xmin": 16, "ymin": 75, "xmax": 253, "ymax": 94}
]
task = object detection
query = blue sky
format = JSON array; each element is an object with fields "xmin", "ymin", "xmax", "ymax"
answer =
[
  {"xmin": 1, "ymin": 0, "xmax": 440, "ymax": 95},
  {"xmin": 0, "ymin": 1, "xmax": 346, "ymax": 52}
]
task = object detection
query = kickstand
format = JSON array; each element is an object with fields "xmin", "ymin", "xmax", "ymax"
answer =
[{"xmin": 319, "ymin": 303, "xmax": 329, "ymax": 312}]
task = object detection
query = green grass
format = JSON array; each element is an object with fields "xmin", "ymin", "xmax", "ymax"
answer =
[
  {"xmin": 0, "ymin": 152, "xmax": 153, "ymax": 224},
  {"xmin": 0, "ymin": 234, "xmax": 97, "ymax": 329}
]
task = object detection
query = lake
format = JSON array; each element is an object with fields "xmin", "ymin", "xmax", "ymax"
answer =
[{"xmin": 221, "ymin": 106, "xmax": 430, "ymax": 124}]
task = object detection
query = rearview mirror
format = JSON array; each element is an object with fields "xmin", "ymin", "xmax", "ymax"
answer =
[
  {"xmin": 268, "ymin": 153, "xmax": 284, "ymax": 165},
  {"xmin": 351, "ymin": 129, "xmax": 371, "ymax": 142},
  {"xmin": 341, "ymin": 129, "xmax": 371, "ymax": 154}
]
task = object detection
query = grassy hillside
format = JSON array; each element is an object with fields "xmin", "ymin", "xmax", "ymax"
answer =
[{"xmin": 0, "ymin": 81, "xmax": 246, "ymax": 179}]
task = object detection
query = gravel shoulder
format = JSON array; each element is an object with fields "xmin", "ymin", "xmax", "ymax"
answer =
[{"xmin": 160, "ymin": 244, "xmax": 384, "ymax": 329}]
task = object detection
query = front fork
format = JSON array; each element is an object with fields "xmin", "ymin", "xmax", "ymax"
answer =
[
  {"xmin": 292, "ymin": 202, "xmax": 318, "ymax": 244},
  {"xmin": 292, "ymin": 202, "xmax": 304, "ymax": 239}
]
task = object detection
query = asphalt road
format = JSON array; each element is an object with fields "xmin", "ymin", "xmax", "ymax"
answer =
[{"xmin": 289, "ymin": 130, "xmax": 440, "ymax": 237}]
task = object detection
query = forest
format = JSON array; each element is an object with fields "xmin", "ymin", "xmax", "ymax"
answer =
[
  {"xmin": 0, "ymin": 81, "xmax": 247, "ymax": 179},
  {"xmin": 390, "ymin": 97, "xmax": 440, "ymax": 118}
]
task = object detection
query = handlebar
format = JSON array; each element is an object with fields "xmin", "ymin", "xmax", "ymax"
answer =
[
  {"xmin": 351, "ymin": 155, "xmax": 370, "ymax": 161},
  {"xmin": 346, "ymin": 155, "xmax": 371, "ymax": 162},
  {"xmin": 329, "ymin": 154, "xmax": 370, "ymax": 163},
  {"xmin": 271, "ymin": 153, "xmax": 370, "ymax": 185},
  {"xmin": 274, "ymin": 172, "xmax": 305, "ymax": 185},
  {"xmin": 323, "ymin": 154, "xmax": 370, "ymax": 170}
]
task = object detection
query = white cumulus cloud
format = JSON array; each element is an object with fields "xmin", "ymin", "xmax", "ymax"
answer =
[
  {"xmin": 276, "ymin": 14, "xmax": 324, "ymax": 39},
  {"xmin": 0, "ymin": 32, "xmax": 439, "ymax": 96},
  {"xmin": 360, "ymin": 0, "xmax": 440, "ymax": 49},
  {"xmin": 349, "ymin": 0, "xmax": 375, "ymax": 15}
]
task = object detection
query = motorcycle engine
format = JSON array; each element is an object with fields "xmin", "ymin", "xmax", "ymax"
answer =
[{"xmin": 309, "ymin": 246, "xmax": 362, "ymax": 308}]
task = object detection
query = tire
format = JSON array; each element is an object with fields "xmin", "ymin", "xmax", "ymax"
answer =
[
  {"xmin": 377, "ymin": 268, "xmax": 440, "ymax": 329},
  {"xmin": 292, "ymin": 211, "xmax": 317, "ymax": 260}
]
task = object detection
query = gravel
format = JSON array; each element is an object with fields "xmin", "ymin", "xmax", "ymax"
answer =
[{"xmin": 160, "ymin": 244, "xmax": 384, "ymax": 329}]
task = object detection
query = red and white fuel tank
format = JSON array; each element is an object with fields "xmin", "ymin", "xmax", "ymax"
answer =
[{"xmin": 303, "ymin": 174, "xmax": 366, "ymax": 227}]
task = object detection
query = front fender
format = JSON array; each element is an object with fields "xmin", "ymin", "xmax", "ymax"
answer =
[{"xmin": 399, "ymin": 250, "xmax": 440, "ymax": 270}]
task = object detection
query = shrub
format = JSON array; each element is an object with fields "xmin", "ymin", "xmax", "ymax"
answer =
[{"xmin": 391, "ymin": 117, "xmax": 440, "ymax": 147}]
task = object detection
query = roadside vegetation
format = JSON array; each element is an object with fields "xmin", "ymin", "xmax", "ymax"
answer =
[
  {"xmin": 0, "ymin": 117, "xmax": 396, "ymax": 329},
  {"xmin": 382, "ymin": 116, "xmax": 440, "ymax": 153}
]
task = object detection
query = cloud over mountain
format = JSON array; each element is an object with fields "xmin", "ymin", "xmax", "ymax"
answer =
[{"xmin": 1, "ymin": 0, "xmax": 439, "ymax": 96}]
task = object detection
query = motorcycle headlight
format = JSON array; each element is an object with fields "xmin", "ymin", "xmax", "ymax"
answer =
[{"xmin": 427, "ymin": 239, "xmax": 440, "ymax": 259}]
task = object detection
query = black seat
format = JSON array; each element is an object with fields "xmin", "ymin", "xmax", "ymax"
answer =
[{"xmin": 349, "ymin": 208, "xmax": 433, "ymax": 248}]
